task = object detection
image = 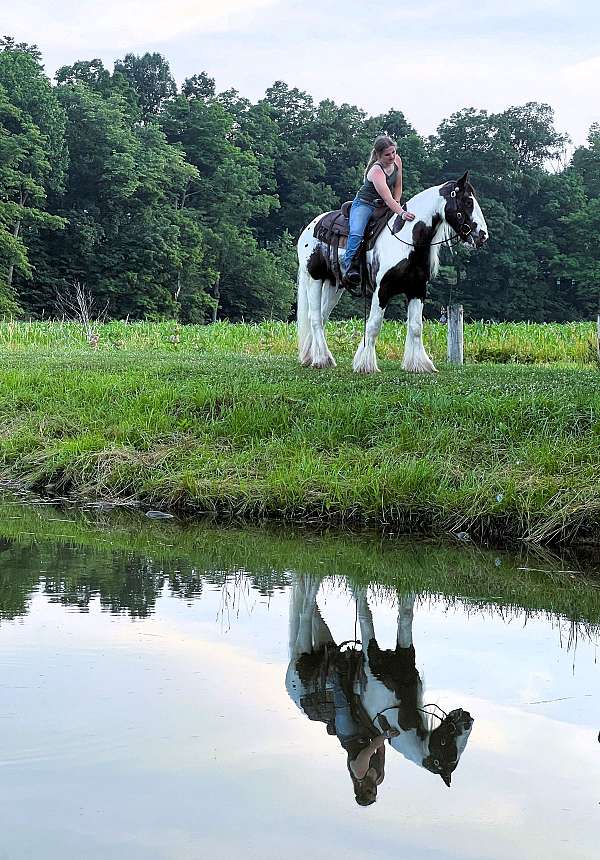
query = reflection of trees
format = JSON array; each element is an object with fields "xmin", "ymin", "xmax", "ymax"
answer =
[
  {"xmin": 0, "ymin": 501, "xmax": 599, "ymax": 633},
  {"xmin": 0, "ymin": 538, "xmax": 42, "ymax": 620},
  {"xmin": 0, "ymin": 537, "xmax": 292, "ymax": 622}
]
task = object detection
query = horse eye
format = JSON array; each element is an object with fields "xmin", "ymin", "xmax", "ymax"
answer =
[{"xmin": 434, "ymin": 759, "xmax": 440, "ymax": 767}]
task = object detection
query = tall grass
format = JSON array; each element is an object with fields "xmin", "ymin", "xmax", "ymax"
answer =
[{"xmin": 0, "ymin": 319, "xmax": 597, "ymax": 365}]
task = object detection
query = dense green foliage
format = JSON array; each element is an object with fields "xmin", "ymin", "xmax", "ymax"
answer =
[
  {"xmin": 0, "ymin": 324, "xmax": 598, "ymax": 544},
  {"xmin": 1, "ymin": 37, "xmax": 599, "ymax": 322}
]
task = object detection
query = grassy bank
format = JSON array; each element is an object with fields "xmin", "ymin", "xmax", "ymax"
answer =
[{"xmin": 0, "ymin": 321, "xmax": 598, "ymax": 544}]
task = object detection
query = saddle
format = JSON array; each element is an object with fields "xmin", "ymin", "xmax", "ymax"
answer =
[{"xmin": 313, "ymin": 201, "xmax": 393, "ymax": 290}]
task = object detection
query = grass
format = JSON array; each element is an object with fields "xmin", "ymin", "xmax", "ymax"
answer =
[
  {"xmin": 0, "ymin": 320, "xmax": 598, "ymax": 544},
  {"xmin": 1, "ymin": 498, "xmax": 599, "ymax": 627},
  {"xmin": 0, "ymin": 318, "xmax": 597, "ymax": 365}
]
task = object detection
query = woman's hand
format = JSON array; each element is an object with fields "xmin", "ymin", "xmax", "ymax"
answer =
[{"xmin": 402, "ymin": 211, "xmax": 416, "ymax": 222}]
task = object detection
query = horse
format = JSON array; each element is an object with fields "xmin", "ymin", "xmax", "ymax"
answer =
[
  {"xmin": 285, "ymin": 576, "xmax": 474, "ymax": 796},
  {"xmin": 296, "ymin": 172, "xmax": 488, "ymax": 373}
]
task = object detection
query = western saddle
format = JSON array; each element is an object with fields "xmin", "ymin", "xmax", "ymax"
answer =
[{"xmin": 312, "ymin": 200, "xmax": 394, "ymax": 291}]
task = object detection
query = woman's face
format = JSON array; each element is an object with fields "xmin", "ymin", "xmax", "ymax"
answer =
[{"xmin": 378, "ymin": 145, "xmax": 396, "ymax": 166}]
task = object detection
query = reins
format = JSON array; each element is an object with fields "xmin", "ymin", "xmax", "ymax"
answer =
[
  {"xmin": 375, "ymin": 701, "xmax": 448, "ymax": 728},
  {"xmin": 385, "ymin": 220, "xmax": 464, "ymax": 248}
]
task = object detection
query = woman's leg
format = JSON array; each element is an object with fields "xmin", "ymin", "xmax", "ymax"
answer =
[{"xmin": 344, "ymin": 199, "xmax": 374, "ymax": 282}]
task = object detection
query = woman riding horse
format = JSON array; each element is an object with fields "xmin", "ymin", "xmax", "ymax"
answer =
[{"xmin": 343, "ymin": 135, "xmax": 416, "ymax": 287}]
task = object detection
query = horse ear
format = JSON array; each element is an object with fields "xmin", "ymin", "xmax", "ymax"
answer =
[
  {"xmin": 441, "ymin": 773, "xmax": 452, "ymax": 787},
  {"xmin": 456, "ymin": 171, "xmax": 469, "ymax": 188}
]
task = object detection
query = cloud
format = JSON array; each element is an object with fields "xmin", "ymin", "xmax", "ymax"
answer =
[{"xmin": 4, "ymin": 0, "xmax": 278, "ymax": 52}]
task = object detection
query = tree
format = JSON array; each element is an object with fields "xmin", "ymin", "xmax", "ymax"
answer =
[
  {"xmin": 0, "ymin": 42, "xmax": 67, "ymax": 308},
  {"xmin": 20, "ymin": 80, "xmax": 208, "ymax": 319},
  {"xmin": 113, "ymin": 52, "xmax": 176, "ymax": 122}
]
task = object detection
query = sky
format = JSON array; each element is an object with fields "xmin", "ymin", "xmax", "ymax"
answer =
[{"xmin": 4, "ymin": 0, "xmax": 600, "ymax": 147}]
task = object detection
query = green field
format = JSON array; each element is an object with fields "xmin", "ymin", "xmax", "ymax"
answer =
[
  {"xmin": 0, "ymin": 320, "xmax": 598, "ymax": 545},
  {"xmin": 0, "ymin": 318, "xmax": 598, "ymax": 365}
]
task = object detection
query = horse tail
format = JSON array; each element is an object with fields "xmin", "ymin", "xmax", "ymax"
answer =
[{"xmin": 296, "ymin": 260, "xmax": 312, "ymax": 363}]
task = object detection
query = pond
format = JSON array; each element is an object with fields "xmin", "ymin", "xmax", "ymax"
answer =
[{"xmin": 0, "ymin": 501, "xmax": 598, "ymax": 859}]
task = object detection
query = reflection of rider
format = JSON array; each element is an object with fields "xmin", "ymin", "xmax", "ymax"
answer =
[
  {"xmin": 330, "ymin": 651, "xmax": 397, "ymax": 806},
  {"xmin": 343, "ymin": 135, "xmax": 416, "ymax": 288}
]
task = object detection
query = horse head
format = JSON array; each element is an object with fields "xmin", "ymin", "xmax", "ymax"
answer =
[
  {"xmin": 441, "ymin": 172, "xmax": 488, "ymax": 248},
  {"xmin": 421, "ymin": 707, "xmax": 474, "ymax": 787}
]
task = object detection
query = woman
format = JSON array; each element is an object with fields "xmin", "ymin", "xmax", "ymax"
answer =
[
  {"xmin": 343, "ymin": 135, "xmax": 415, "ymax": 287},
  {"xmin": 330, "ymin": 649, "xmax": 399, "ymax": 806}
]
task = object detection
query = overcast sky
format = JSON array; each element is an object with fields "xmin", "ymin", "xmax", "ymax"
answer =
[{"xmin": 5, "ymin": 0, "xmax": 599, "ymax": 147}]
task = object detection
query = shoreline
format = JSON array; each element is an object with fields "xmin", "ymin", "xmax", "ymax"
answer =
[
  {"xmin": 1, "ymin": 493, "xmax": 599, "ymax": 625},
  {"xmin": 0, "ymin": 328, "xmax": 598, "ymax": 547}
]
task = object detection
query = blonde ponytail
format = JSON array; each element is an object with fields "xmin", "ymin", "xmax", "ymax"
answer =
[{"xmin": 363, "ymin": 134, "xmax": 397, "ymax": 179}]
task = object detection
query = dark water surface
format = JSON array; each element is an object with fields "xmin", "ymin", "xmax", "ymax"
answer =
[{"xmin": 0, "ymin": 504, "xmax": 599, "ymax": 859}]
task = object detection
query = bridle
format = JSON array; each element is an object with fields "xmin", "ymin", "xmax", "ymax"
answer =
[
  {"xmin": 375, "ymin": 702, "xmax": 449, "ymax": 727},
  {"xmin": 385, "ymin": 186, "xmax": 474, "ymax": 248}
]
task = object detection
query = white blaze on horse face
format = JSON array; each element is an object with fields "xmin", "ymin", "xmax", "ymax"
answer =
[{"xmin": 471, "ymin": 195, "xmax": 488, "ymax": 243}]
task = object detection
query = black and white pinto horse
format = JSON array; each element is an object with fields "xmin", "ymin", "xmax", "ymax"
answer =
[
  {"xmin": 296, "ymin": 173, "xmax": 488, "ymax": 373},
  {"xmin": 286, "ymin": 576, "xmax": 474, "ymax": 790}
]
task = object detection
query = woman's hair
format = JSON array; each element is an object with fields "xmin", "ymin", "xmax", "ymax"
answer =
[
  {"xmin": 347, "ymin": 756, "xmax": 379, "ymax": 806},
  {"xmin": 352, "ymin": 771, "xmax": 378, "ymax": 806},
  {"xmin": 363, "ymin": 135, "xmax": 397, "ymax": 179}
]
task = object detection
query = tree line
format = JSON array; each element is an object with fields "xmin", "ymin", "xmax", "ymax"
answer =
[{"xmin": 1, "ymin": 37, "xmax": 599, "ymax": 323}]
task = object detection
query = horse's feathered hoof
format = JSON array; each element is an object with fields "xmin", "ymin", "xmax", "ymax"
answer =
[
  {"xmin": 403, "ymin": 361, "xmax": 438, "ymax": 374},
  {"xmin": 311, "ymin": 356, "xmax": 337, "ymax": 369}
]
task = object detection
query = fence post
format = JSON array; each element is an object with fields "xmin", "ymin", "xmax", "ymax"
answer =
[{"xmin": 447, "ymin": 304, "xmax": 464, "ymax": 365}]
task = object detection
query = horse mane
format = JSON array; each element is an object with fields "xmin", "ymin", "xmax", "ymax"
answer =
[
  {"xmin": 430, "ymin": 215, "xmax": 455, "ymax": 279},
  {"xmin": 403, "ymin": 183, "xmax": 457, "ymax": 280}
]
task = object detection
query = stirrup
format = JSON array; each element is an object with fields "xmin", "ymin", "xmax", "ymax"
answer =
[{"xmin": 342, "ymin": 267, "xmax": 361, "ymax": 288}]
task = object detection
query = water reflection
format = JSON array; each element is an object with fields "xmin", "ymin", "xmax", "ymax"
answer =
[
  {"xmin": 0, "ymin": 508, "xmax": 599, "ymax": 859},
  {"xmin": 286, "ymin": 576, "xmax": 473, "ymax": 803}
]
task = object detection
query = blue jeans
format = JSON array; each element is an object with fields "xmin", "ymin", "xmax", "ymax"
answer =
[
  {"xmin": 344, "ymin": 197, "xmax": 375, "ymax": 269},
  {"xmin": 332, "ymin": 670, "xmax": 360, "ymax": 742}
]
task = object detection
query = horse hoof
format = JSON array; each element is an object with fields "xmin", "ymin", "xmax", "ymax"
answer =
[
  {"xmin": 311, "ymin": 358, "xmax": 336, "ymax": 369},
  {"xmin": 353, "ymin": 363, "xmax": 379, "ymax": 374},
  {"xmin": 403, "ymin": 361, "xmax": 437, "ymax": 374}
]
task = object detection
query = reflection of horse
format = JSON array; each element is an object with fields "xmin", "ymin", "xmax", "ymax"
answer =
[
  {"xmin": 286, "ymin": 577, "xmax": 473, "ymax": 799},
  {"xmin": 296, "ymin": 173, "xmax": 488, "ymax": 373}
]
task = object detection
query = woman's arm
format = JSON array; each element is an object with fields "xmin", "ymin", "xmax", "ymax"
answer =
[
  {"xmin": 367, "ymin": 165, "xmax": 404, "ymax": 215},
  {"xmin": 349, "ymin": 735, "xmax": 386, "ymax": 780},
  {"xmin": 393, "ymin": 155, "xmax": 403, "ymax": 202},
  {"xmin": 367, "ymin": 164, "xmax": 414, "ymax": 220}
]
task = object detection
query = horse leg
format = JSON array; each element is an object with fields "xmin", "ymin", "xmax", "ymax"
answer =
[
  {"xmin": 288, "ymin": 575, "xmax": 306, "ymax": 658},
  {"xmin": 295, "ymin": 575, "xmax": 322, "ymax": 654},
  {"xmin": 352, "ymin": 288, "xmax": 386, "ymax": 374},
  {"xmin": 289, "ymin": 575, "xmax": 320, "ymax": 657},
  {"xmin": 397, "ymin": 593, "xmax": 416, "ymax": 648},
  {"xmin": 307, "ymin": 278, "xmax": 336, "ymax": 368},
  {"xmin": 312, "ymin": 602, "xmax": 335, "ymax": 648},
  {"xmin": 297, "ymin": 266, "xmax": 314, "ymax": 366},
  {"xmin": 353, "ymin": 586, "xmax": 376, "ymax": 646},
  {"xmin": 321, "ymin": 281, "xmax": 344, "ymax": 324},
  {"xmin": 402, "ymin": 298, "xmax": 437, "ymax": 373}
]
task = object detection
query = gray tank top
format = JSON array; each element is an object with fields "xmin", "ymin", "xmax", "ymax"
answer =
[{"xmin": 357, "ymin": 163, "xmax": 398, "ymax": 205}]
